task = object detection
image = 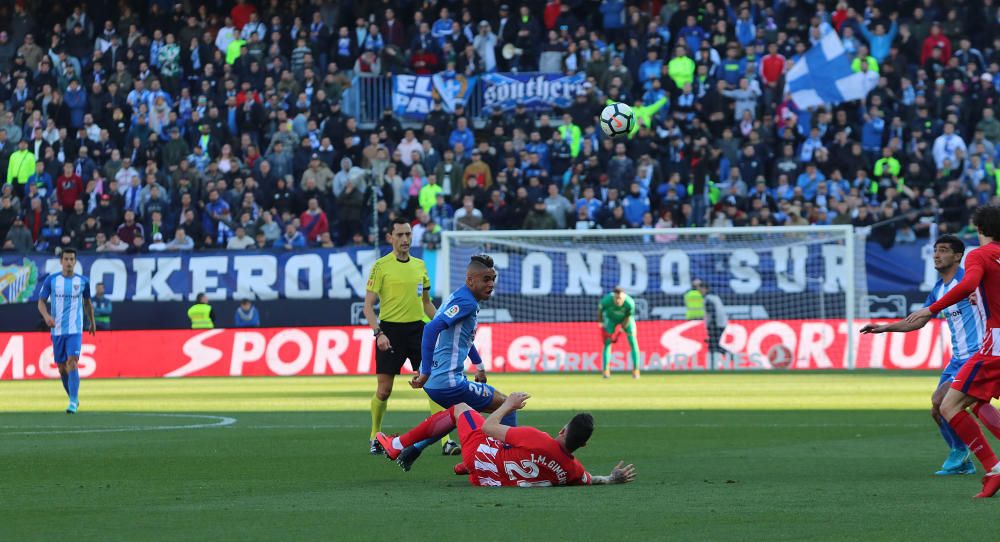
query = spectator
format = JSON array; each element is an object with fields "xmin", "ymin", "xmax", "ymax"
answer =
[
  {"xmin": 166, "ymin": 228, "xmax": 195, "ymax": 251},
  {"xmin": 301, "ymin": 153, "xmax": 334, "ymax": 192},
  {"xmin": 98, "ymin": 233, "xmax": 129, "ymax": 253},
  {"xmin": 3, "ymin": 214, "xmax": 32, "ymax": 251},
  {"xmin": 234, "ymin": 299, "xmax": 261, "ymax": 327},
  {"xmin": 148, "ymin": 232, "xmax": 168, "ymax": 251},
  {"xmin": 226, "ymin": 226, "xmax": 255, "ymax": 250},
  {"xmin": 55, "ymin": 163, "xmax": 84, "ymax": 210},
  {"xmin": 299, "ymin": 198, "xmax": 329, "ymax": 244},
  {"xmin": 337, "ymin": 180, "xmax": 365, "ymax": 243},
  {"xmin": 462, "ymin": 149, "xmax": 493, "ymax": 190},
  {"xmin": 523, "ymin": 197, "xmax": 557, "ymax": 230},
  {"xmin": 453, "ymin": 194, "xmax": 483, "ymax": 230},
  {"xmin": 275, "ymin": 222, "xmax": 306, "ymax": 249},
  {"xmin": 448, "ymin": 117, "xmax": 474, "ymax": 159}
]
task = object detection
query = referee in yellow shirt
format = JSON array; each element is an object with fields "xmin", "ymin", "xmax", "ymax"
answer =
[{"xmin": 364, "ymin": 217, "xmax": 459, "ymax": 455}]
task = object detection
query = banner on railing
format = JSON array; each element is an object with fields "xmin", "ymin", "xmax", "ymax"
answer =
[
  {"xmin": 392, "ymin": 73, "xmax": 477, "ymax": 119},
  {"xmin": 0, "ymin": 319, "xmax": 947, "ymax": 379},
  {"xmin": 0, "ymin": 247, "xmax": 408, "ymax": 303},
  {"xmin": 481, "ymin": 72, "xmax": 587, "ymax": 113},
  {"xmin": 0, "ymin": 241, "xmax": 967, "ymax": 306}
]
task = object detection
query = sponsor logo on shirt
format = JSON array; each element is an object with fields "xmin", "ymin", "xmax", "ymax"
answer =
[{"xmin": 444, "ymin": 305, "xmax": 461, "ymax": 319}]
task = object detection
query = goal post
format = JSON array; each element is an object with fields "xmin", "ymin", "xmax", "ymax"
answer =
[{"xmin": 440, "ymin": 226, "xmax": 866, "ymax": 372}]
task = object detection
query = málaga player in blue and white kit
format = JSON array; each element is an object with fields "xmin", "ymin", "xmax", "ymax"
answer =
[
  {"xmin": 377, "ymin": 254, "xmax": 514, "ymax": 470},
  {"xmin": 37, "ymin": 248, "xmax": 96, "ymax": 414},
  {"xmin": 862, "ymin": 235, "xmax": 998, "ymax": 475}
]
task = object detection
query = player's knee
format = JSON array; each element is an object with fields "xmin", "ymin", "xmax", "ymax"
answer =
[
  {"xmin": 940, "ymin": 396, "xmax": 964, "ymax": 420},
  {"xmin": 66, "ymin": 358, "xmax": 79, "ymax": 371},
  {"xmin": 453, "ymin": 403, "xmax": 471, "ymax": 416}
]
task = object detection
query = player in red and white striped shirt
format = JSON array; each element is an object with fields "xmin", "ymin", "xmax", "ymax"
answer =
[
  {"xmin": 377, "ymin": 392, "xmax": 637, "ymax": 488},
  {"xmin": 906, "ymin": 206, "xmax": 1000, "ymax": 497}
]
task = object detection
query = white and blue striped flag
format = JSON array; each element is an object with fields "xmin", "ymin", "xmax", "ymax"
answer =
[{"xmin": 785, "ymin": 31, "xmax": 870, "ymax": 109}]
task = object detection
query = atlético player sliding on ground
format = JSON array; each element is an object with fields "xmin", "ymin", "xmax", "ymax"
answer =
[
  {"xmin": 378, "ymin": 392, "xmax": 637, "ymax": 487},
  {"xmin": 905, "ymin": 206, "xmax": 1000, "ymax": 498}
]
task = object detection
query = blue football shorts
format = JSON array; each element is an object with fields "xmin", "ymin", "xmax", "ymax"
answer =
[
  {"xmin": 939, "ymin": 356, "xmax": 971, "ymax": 386},
  {"xmin": 51, "ymin": 333, "xmax": 83, "ymax": 364},
  {"xmin": 425, "ymin": 380, "xmax": 496, "ymax": 411}
]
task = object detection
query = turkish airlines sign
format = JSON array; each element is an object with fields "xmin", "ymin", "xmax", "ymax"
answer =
[{"xmin": 0, "ymin": 320, "xmax": 948, "ymax": 380}]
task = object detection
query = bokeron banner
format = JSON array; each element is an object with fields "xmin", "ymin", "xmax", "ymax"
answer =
[{"xmin": 0, "ymin": 320, "xmax": 950, "ymax": 380}]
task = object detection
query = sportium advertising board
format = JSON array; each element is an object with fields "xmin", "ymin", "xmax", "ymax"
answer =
[{"xmin": 0, "ymin": 319, "xmax": 951, "ymax": 380}]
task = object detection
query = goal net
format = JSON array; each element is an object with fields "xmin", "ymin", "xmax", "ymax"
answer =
[{"xmin": 439, "ymin": 226, "xmax": 865, "ymax": 372}]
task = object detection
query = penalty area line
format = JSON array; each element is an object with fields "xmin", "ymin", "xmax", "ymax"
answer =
[{"xmin": 3, "ymin": 414, "xmax": 237, "ymax": 435}]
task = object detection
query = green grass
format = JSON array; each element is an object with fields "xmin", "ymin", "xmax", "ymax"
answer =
[{"xmin": 1, "ymin": 373, "xmax": 997, "ymax": 541}]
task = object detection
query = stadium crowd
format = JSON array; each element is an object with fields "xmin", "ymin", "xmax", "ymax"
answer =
[{"xmin": 0, "ymin": 0, "xmax": 999, "ymax": 254}]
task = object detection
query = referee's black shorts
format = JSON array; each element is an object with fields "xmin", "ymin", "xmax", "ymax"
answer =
[{"xmin": 375, "ymin": 321, "xmax": 425, "ymax": 375}]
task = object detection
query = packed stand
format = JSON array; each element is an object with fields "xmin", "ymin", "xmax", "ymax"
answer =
[{"xmin": 0, "ymin": 0, "xmax": 999, "ymax": 254}]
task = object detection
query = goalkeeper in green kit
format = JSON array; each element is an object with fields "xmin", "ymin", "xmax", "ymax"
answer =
[{"xmin": 597, "ymin": 287, "xmax": 641, "ymax": 379}]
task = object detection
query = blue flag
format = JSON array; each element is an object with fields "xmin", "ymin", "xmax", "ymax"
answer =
[{"xmin": 785, "ymin": 31, "xmax": 870, "ymax": 109}]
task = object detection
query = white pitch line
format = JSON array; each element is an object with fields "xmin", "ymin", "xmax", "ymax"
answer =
[{"xmin": 4, "ymin": 414, "xmax": 237, "ymax": 435}]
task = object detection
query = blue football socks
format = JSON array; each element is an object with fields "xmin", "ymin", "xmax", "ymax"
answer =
[{"xmin": 67, "ymin": 369, "xmax": 80, "ymax": 403}]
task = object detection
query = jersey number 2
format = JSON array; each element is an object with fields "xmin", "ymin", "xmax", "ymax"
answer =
[{"xmin": 503, "ymin": 460, "xmax": 552, "ymax": 487}]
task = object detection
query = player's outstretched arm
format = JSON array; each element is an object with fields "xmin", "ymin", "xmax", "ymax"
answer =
[
  {"xmin": 860, "ymin": 312, "xmax": 933, "ymax": 334},
  {"xmin": 482, "ymin": 392, "xmax": 530, "ymax": 441},
  {"xmin": 591, "ymin": 461, "xmax": 637, "ymax": 485},
  {"xmin": 912, "ymin": 256, "xmax": 985, "ymax": 323}
]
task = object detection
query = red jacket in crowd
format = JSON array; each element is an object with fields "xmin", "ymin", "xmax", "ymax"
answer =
[
  {"xmin": 760, "ymin": 53, "xmax": 786, "ymax": 86},
  {"xmin": 921, "ymin": 31, "xmax": 952, "ymax": 66},
  {"xmin": 56, "ymin": 174, "xmax": 83, "ymax": 210}
]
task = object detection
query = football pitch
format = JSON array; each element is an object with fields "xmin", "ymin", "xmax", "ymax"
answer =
[{"xmin": 1, "ymin": 373, "xmax": 997, "ymax": 541}]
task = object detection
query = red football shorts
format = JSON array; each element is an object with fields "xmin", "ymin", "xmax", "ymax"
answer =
[
  {"xmin": 455, "ymin": 409, "xmax": 503, "ymax": 487},
  {"xmin": 951, "ymin": 353, "xmax": 1000, "ymax": 401}
]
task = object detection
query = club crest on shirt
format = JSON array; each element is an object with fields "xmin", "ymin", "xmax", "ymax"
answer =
[{"xmin": 444, "ymin": 305, "xmax": 461, "ymax": 319}]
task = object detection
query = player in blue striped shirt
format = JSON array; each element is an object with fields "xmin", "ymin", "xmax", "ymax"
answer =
[
  {"xmin": 37, "ymin": 248, "xmax": 96, "ymax": 414},
  {"xmin": 377, "ymin": 254, "xmax": 514, "ymax": 471},
  {"xmin": 862, "ymin": 235, "xmax": 997, "ymax": 475}
]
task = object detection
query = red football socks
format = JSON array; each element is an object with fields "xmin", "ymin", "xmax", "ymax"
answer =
[
  {"xmin": 949, "ymin": 410, "xmax": 999, "ymax": 471},
  {"xmin": 400, "ymin": 406, "xmax": 457, "ymax": 448},
  {"xmin": 972, "ymin": 402, "xmax": 1000, "ymax": 440}
]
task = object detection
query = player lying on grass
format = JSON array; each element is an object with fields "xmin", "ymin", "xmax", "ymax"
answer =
[
  {"xmin": 381, "ymin": 254, "xmax": 516, "ymax": 470},
  {"xmin": 598, "ymin": 286, "xmax": 641, "ymax": 379},
  {"xmin": 861, "ymin": 234, "xmax": 995, "ymax": 475},
  {"xmin": 903, "ymin": 206, "xmax": 1000, "ymax": 498},
  {"xmin": 378, "ymin": 391, "xmax": 637, "ymax": 487}
]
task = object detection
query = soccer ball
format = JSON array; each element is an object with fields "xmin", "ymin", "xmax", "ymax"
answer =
[
  {"xmin": 767, "ymin": 344, "xmax": 794, "ymax": 369},
  {"xmin": 600, "ymin": 102, "xmax": 635, "ymax": 138}
]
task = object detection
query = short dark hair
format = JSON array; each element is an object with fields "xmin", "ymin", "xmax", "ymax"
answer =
[
  {"xmin": 612, "ymin": 286, "xmax": 624, "ymax": 295},
  {"xmin": 470, "ymin": 254, "xmax": 494, "ymax": 268},
  {"xmin": 974, "ymin": 206, "xmax": 1000, "ymax": 240},
  {"xmin": 934, "ymin": 234, "xmax": 965, "ymax": 255},
  {"xmin": 564, "ymin": 413, "xmax": 594, "ymax": 452},
  {"xmin": 391, "ymin": 216, "xmax": 410, "ymax": 228},
  {"xmin": 61, "ymin": 248, "xmax": 77, "ymax": 258}
]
